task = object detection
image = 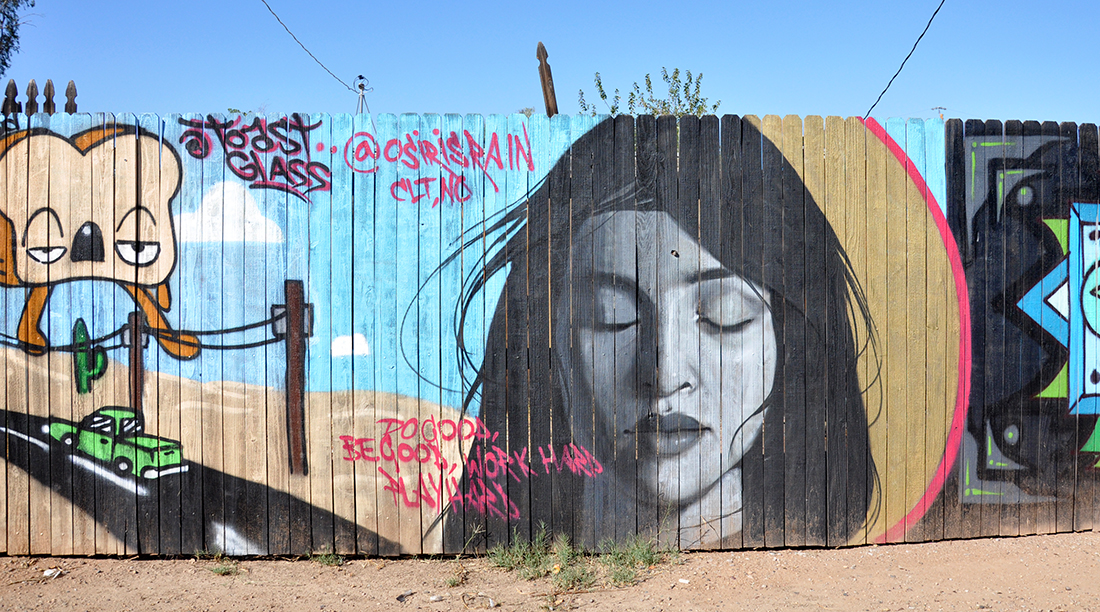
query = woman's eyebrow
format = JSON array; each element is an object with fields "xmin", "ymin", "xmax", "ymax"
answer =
[
  {"xmin": 686, "ymin": 268, "xmax": 734, "ymax": 283},
  {"xmin": 591, "ymin": 271, "xmax": 640, "ymax": 293}
]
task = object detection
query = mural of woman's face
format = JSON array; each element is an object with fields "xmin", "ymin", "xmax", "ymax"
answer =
[{"xmin": 563, "ymin": 211, "xmax": 777, "ymax": 506}]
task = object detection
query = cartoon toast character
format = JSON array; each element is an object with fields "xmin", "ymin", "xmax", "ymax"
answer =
[{"xmin": 0, "ymin": 124, "xmax": 200, "ymax": 359}]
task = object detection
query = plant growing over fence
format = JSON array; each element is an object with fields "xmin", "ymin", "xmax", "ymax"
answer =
[{"xmin": 577, "ymin": 67, "xmax": 720, "ymax": 117}]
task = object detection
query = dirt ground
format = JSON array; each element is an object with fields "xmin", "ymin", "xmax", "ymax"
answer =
[{"xmin": 2, "ymin": 531, "xmax": 1098, "ymax": 612}]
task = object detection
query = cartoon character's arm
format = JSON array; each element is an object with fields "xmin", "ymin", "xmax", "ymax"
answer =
[
  {"xmin": 16, "ymin": 286, "xmax": 51, "ymax": 354},
  {"xmin": 121, "ymin": 283, "xmax": 200, "ymax": 360}
]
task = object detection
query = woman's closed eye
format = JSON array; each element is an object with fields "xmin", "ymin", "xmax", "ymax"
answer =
[
  {"xmin": 696, "ymin": 279, "xmax": 766, "ymax": 335},
  {"xmin": 593, "ymin": 285, "xmax": 638, "ymax": 331},
  {"xmin": 696, "ymin": 311, "xmax": 754, "ymax": 334}
]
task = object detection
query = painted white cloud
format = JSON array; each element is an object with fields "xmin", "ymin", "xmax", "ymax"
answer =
[
  {"xmin": 331, "ymin": 333, "xmax": 371, "ymax": 357},
  {"xmin": 175, "ymin": 181, "xmax": 284, "ymax": 243}
]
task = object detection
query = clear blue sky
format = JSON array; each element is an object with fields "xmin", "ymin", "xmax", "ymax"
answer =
[{"xmin": 7, "ymin": 0, "xmax": 1099, "ymax": 123}]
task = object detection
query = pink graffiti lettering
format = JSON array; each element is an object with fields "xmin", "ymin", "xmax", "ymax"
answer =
[
  {"xmin": 341, "ymin": 419, "xmax": 597, "ymax": 516},
  {"xmin": 343, "ymin": 126, "xmax": 535, "ymax": 206},
  {"xmin": 179, "ymin": 114, "xmax": 332, "ymax": 202}
]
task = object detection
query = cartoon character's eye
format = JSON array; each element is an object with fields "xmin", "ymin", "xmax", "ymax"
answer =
[
  {"xmin": 115, "ymin": 241, "xmax": 160, "ymax": 267},
  {"xmin": 27, "ymin": 246, "xmax": 67, "ymax": 264}
]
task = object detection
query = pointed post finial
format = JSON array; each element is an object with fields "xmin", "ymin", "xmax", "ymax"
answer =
[
  {"xmin": 2, "ymin": 79, "xmax": 19, "ymax": 115},
  {"xmin": 42, "ymin": 79, "xmax": 55, "ymax": 115},
  {"xmin": 65, "ymin": 80, "xmax": 77, "ymax": 113},
  {"xmin": 25, "ymin": 79, "xmax": 38, "ymax": 115}
]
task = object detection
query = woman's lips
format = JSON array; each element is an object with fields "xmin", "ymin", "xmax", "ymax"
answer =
[{"xmin": 626, "ymin": 413, "xmax": 710, "ymax": 456}]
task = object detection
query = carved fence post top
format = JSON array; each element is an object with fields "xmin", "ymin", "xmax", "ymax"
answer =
[
  {"xmin": 42, "ymin": 79, "xmax": 55, "ymax": 115},
  {"xmin": 65, "ymin": 80, "xmax": 77, "ymax": 113},
  {"xmin": 2, "ymin": 79, "xmax": 18, "ymax": 115},
  {"xmin": 24, "ymin": 79, "xmax": 37, "ymax": 115}
]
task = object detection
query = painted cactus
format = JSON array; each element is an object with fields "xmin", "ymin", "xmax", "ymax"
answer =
[{"xmin": 72, "ymin": 318, "xmax": 106, "ymax": 394}]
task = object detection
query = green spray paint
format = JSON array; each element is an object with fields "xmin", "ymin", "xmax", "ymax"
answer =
[{"xmin": 72, "ymin": 318, "xmax": 107, "ymax": 394}]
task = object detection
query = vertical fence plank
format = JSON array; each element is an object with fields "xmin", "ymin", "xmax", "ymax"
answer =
[
  {"xmin": 307, "ymin": 112, "xmax": 336, "ymax": 554},
  {"xmin": 89, "ymin": 112, "xmax": 118, "ymax": 554},
  {"xmin": 527, "ymin": 111, "xmax": 554, "ymax": 541},
  {"xmin": 648, "ymin": 114, "xmax": 676, "ymax": 549},
  {"xmin": 717, "ymin": 114, "xmax": 744, "ymax": 549},
  {"xmin": 999, "ymin": 119, "xmax": 1024, "ymax": 540},
  {"xmin": 739, "ymin": 115, "xmax": 765, "ymax": 549},
  {"xmin": 1055, "ymin": 120, "xmax": 1078, "ymax": 535},
  {"xmin": 1079, "ymin": 122, "xmax": 1100, "ymax": 534},
  {"xmin": 45, "ymin": 110, "xmax": 73, "ymax": 556},
  {"xmin": 3, "ymin": 111, "xmax": 29, "ymax": 556},
  {"xmin": 780, "ymin": 114, "xmax": 807, "ymax": 548},
  {"xmin": 802, "ymin": 115, "xmax": 827, "ymax": 547},
  {"xmin": 981, "ymin": 119, "xmax": 1007, "ymax": 540},
  {"xmin": 922, "ymin": 117, "xmax": 949, "ymax": 543},
  {"xmin": 862, "ymin": 115, "xmax": 889, "ymax": 545},
  {"xmin": 1035, "ymin": 119, "xmax": 1062, "ymax": 535},
  {"xmin": 841, "ymin": 116, "xmax": 868, "ymax": 546},
  {"xmin": 242, "ymin": 113, "xmax": 271, "ymax": 555},
  {"xmin": 883, "ymin": 117, "xmax": 909, "ymax": 543},
  {"xmin": 67, "ymin": 111, "xmax": 96, "ymax": 556},
  {"xmin": 25, "ymin": 110, "xmax": 52, "ymax": 555},
  {"xmin": 370, "ymin": 113, "xmax": 400, "ymax": 552},
  {"xmin": 283, "ymin": 112, "xmax": 312, "ymax": 555},
  {"xmin": 633, "ymin": 114, "xmax": 657, "ymax": 546},
  {"xmin": 697, "ymin": 114, "xmax": 722, "ymax": 548},
  {"xmin": 584, "ymin": 114, "xmax": 613, "ymax": 548},
  {"xmin": 505, "ymin": 112, "xmax": 531, "ymax": 548},
  {"xmin": 417, "ymin": 112, "xmax": 444, "ymax": 553},
  {"xmin": 612, "ymin": 113, "xmax": 637, "ymax": 545},
  {"xmin": 903, "ymin": 118, "xmax": 928, "ymax": 542},
  {"xmin": 349, "ymin": 111, "xmax": 380, "ymax": 555},
  {"xmin": 760, "ymin": 115, "xmax": 785, "ymax": 548},
  {"xmin": 1018, "ymin": 120, "xmax": 1044, "ymax": 538},
  {"xmin": 174, "ymin": 112, "xmax": 205, "ymax": 554},
  {"xmin": 800, "ymin": 113, "xmax": 827, "ymax": 545},
  {"xmin": 448, "ymin": 112, "xmax": 482, "ymax": 554},
  {"xmin": 213, "ymin": 113, "xmax": 244, "ymax": 556},
  {"xmin": 435, "ymin": 112, "xmax": 465, "ymax": 553},
  {"xmin": 544, "ymin": 113, "xmax": 572, "ymax": 543},
  {"xmin": 329, "ymin": 112, "xmax": 356, "ymax": 555},
  {"xmin": 676, "ymin": 113, "xmax": 700, "ymax": 548},
  {"xmin": 195, "ymin": 113, "xmax": 225, "ymax": 555},
  {"xmin": 943, "ymin": 117, "xmax": 969, "ymax": 540},
  {"xmin": 135, "ymin": 112, "xmax": 164, "ymax": 555},
  {"xmin": 392, "ymin": 112, "xmax": 421, "ymax": 553},
  {"xmin": 260, "ymin": 112, "xmax": 289, "ymax": 555}
]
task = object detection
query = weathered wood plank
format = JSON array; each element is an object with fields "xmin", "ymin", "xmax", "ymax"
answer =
[
  {"xmin": 760, "ymin": 115, "xmax": 785, "ymax": 548},
  {"xmin": 903, "ymin": 118, "xmax": 929, "ymax": 542},
  {"xmin": 942, "ymin": 117, "xmax": 970, "ymax": 541},
  {"xmin": 329, "ymin": 112, "xmax": 356, "ymax": 555},
  {"xmin": 718, "ymin": 113, "xmax": 744, "ymax": 550},
  {"xmin": 862, "ymin": 116, "xmax": 889, "ymax": 545},
  {"xmin": 841, "ymin": 116, "xmax": 869, "ymax": 546},
  {"xmin": 739, "ymin": 115, "xmax": 766, "ymax": 550},
  {"xmin": 780, "ymin": 114, "xmax": 807, "ymax": 548}
]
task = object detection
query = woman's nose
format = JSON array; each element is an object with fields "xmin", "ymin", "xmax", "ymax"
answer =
[{"xmin": 652, "ymin": 305, "xmax": 700, "ymax": 402}]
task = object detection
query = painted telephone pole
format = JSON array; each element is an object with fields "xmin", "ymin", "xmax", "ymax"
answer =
[
  {"xmin": 127, "ymin": 312, "xmax": 146, "ymax": 415},
  {"xmin": 275, "ymin": 280, "xmax": 312, "ymax": 475}
]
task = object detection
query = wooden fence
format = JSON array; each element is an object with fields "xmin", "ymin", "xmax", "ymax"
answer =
[{"xmin": 0, "ymin": 112, "xmax": 1092, "ymax": 556}]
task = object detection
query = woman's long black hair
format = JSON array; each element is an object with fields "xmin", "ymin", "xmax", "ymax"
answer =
[{"xmin": 441, "ymin": 115, "xmax": 879, "ymax": 552}]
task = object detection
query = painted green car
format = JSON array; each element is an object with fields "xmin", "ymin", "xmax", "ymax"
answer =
[{"xmin": 48, "ymin": 407, "xmax": 188, "ymax": 479}]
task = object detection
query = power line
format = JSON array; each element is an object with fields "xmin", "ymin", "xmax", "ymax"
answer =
[
  {"xmin": 259, "ymin": 0, "xmax": 354, "ymax": 93},
  {"xmin": 864, "ymin": 0, "xmax": 947, "ymax": 119}
]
